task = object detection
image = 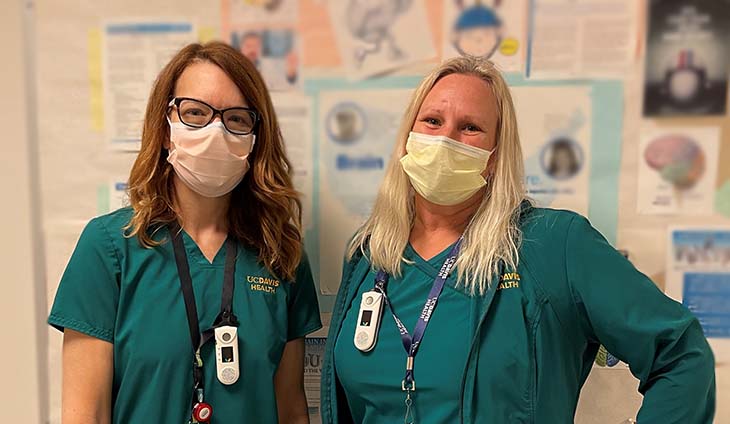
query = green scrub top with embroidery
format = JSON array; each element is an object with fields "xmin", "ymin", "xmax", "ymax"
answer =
[
  {"xmin": 334, "ymin": 242, "xmax": 472, "ymax": 423},
  {"xmin": 48, "ymin": 208, "xmax": 322, "ymax": 423}
]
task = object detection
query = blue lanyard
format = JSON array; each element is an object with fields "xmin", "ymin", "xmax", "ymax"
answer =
[{"xmin": 373, "ymin": 237, "xmax": 463, "ymax": 392}]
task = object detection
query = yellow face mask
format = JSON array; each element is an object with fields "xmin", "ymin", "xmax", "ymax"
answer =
[{"xmin": 400, "ymin": 131, "xmax": 493, "ymax": 206}]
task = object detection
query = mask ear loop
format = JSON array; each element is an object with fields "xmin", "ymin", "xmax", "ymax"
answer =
[{"xmin": 484, "ymin": 141, "xmax": 498, "ymax": 178}]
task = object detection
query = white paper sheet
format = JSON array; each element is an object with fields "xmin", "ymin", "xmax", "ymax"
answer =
[
  {"xmin": 304, "ymin": 337, "xmax": 326, "ymax": 424},
  {"xmin": 511, "ymin": 85, "xmax": 592, "ymax": 214},
  {"xmin": 44, "ymin": 221, "xmax": 89, "ymax": 424},
  {"xmin": 328, "ymin": 0, "xmax": 436, "ymax": 79},
  {"xmin": 103, "ymin": 20, "xmax": 196, "ymax": 151},
  {"xmin": 223, "ymin": 0, "xmax": 299, "ymax": 25},
  {"xmin": 222, "ymin": 0, "xmax": 302, "ymax": 91},
  {"xmin": 442, "ymin": 0, "xmax": 528, "ymax": 73},
  {"xmin": 318, "ymin": 89, "xmax": 411, "ymax": 294},
  {"xmin": 272, "ymin": 94, "xmax": 314, "ymax": 230},
  {"xmin": 666, "ymin": 227, "xmax": 730, "ymax": 364},
  {"xmin": 637, "ymin": 126, "xmax": 720, "ymax": 215},
  {"xmin": 527, "ymin": 0, "xmax": 638, "ymax": 79},
  {"xmin": 109, "ymin": 179, "xmax": 129, "ymax": 212}
]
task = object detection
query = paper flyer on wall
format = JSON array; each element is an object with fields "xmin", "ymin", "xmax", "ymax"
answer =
[
  {"xmin": 304, "ymin": 337, "xmax": 326, "ymax": 424},
  {"xmin": 637, "ymin": 126, "xmax": 720, "ymax": 215},
  {"xmin": 511, "ymin": 85, "xmax": 592, "ymax": 215},
  {"xmin": 318, "ymin": 89, "xmax": 411, "ymax": 294},
  {"xmin": 103, "ymin": 20, "xmax": 196, "ymax": 151},
  {"xmin": 222, "ymin": 0, "xmax": 301, "ymax": 91},
  {"xmin": 223, "ymin": 0, "xmax": 298, "ymax": 25},
  {"xmin": 666, "ymin": 227, "xmax": 730, "ymax": 363},
  {"xmin": 109, "ymin": 179, "xmax": 129, "ymax": 212},
  {"xmin": 298, "ymin": 0, "xmax": 343, "ymax": 69},
  {"xmin": 442, "ymin": 0, "xmax": 528, "ymax": 73},
  {"xmin": 643, "ymin": 0, "xmax": 730, "ymax": 117},
  {"xmin": 527, "ymin": 0, "xmax": 639, "ymax": 79},
  {"xmin": 272, "ymin": 93, "xmax": 314, "ymax": 230},
  {"xmin": 327, "ymin": 0, "xmax": 436, "ymax": 79},
  {"xmin": 44, "ymin": 221, "xmax": 88, "ymax": 424}
]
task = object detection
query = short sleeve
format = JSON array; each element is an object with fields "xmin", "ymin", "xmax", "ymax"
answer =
[
  {"xmin": 286, "ymin": 252, "xmax": 322, "ymax": 341},
  {"xmin": 48, "ymin": 217, "xmax": 121, "ymax": 343}
]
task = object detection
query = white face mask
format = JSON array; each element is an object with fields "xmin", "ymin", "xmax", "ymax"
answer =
[
  {"xmin": 400, "ymin": 131, "xmax": 493, "ymax": 206},
  {"xmin": 167, "ymin": 119, "xmax": 255, "ymax": 198}
]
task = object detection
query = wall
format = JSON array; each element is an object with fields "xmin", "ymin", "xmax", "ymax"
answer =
[
  {"xmin": 27, "ymin": 0, "xmax": 730, "ymax": 422},
  {"xmin": 0, "ymin": 0, "xmax": 47, "ymax": 422}
]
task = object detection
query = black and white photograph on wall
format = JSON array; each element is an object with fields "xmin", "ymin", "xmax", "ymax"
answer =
[{"xmin": 643, "ymin": 0, "xmax": 730, "ymax": 117}]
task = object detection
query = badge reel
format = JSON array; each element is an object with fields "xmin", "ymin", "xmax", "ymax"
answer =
[
  {"xmin": 191, "ymin": 388, "xmax": 212, "ymax": 423},
  {"xmin": 354, "ymin": 290, "xmax": 384, "ymax": 352},
  {"xmin": 215, "ymin": 326, "xmax": 240, "ymax": 385}
]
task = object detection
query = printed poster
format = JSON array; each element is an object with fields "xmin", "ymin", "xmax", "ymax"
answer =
[
  {"xmin": 511, "ymin": 85, "xmax": 592, "ymax": 214},
  {"xmin": 318, "ymin": 89, "xmax": 411, "ymax": 294},
  {"xmin": 667, "ymin": 227, "xmax": 730, "ymax": 363},
  {"xmin": 223, "ymin": 0, "xmax": 298, "ymax": 25},
  {"xmin": 298, "ymin": 0, "xmax": 342, "ymax": 69},
  {"xmin": 109, "ymin": 179, "xmax": 129, "ymax": 212},
  {"xmin": 637, "ymin": 126, "xmax": 720, "ymax": 215},
  {"xmin": 222, "ymin": 0, "xmax": 301, "ymax": 91},
  {"xmin": 44, "ymin": 222, "xmax": 88, "ymax": 424},
  {"xmin": 304, "ymin": 337, "xmax": 326, "ymax": 424},
  {"xmin": 527, "ymin": 0, "xmax": 639, "ymax": 79},
  {"xmin": 643, "ymin": 0, "xmax": 730, "ymax": 117},
  {"xmin": 327, "ymin": 0, "xmax": 436, "ymax": 78},
  {"xmin": 442, "ymin": 0, "xmax": 528, "ymax": 72},
  {"xmin": 272, "ymin": 94, "xmax": 314, "ymax": 230},
  {"xmin": 103, "ymin": 21, "xmax": 196, "ymax": 151}
]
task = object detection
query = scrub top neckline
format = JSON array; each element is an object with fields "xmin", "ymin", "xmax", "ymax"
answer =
[
  {"xmin": 178, "ymin": 228, "xmax": 232, "ymax": 267},
  {"xmin": 405, "ymin": 240, "xmax": 459, "ymax": 279}
]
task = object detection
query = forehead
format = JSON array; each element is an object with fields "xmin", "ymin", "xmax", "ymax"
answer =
[
  {"xmin": 420, "ymin": 73, "xmax": 497, "ymax": 119},
  {"xmin": 174, "ymin": 61, "xmax": 247, "ymax": 108}
]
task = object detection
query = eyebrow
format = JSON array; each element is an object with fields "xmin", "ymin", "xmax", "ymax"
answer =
[{"xmin": 418, "ymin": 107, "xmax": 489, "ymax": 125}]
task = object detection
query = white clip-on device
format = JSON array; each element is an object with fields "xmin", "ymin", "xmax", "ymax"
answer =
[
  {"xmin": 215, "ymin": 326, "xmax": 239, "ymax": 385},
  {"xmin": 354, "ymin": 290, "xmax": 384, "ymax": 352}
]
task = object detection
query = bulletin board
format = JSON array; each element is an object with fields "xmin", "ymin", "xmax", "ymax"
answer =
[{"xmin": 34, "ymin": 1, "xmax": 729, "ymax": 423}]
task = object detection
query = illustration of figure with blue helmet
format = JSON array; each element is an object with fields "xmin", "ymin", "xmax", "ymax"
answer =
[
  {"xmin": 451, "ymin": 0, "xmax": 504, "ymax": 58},
  {"xmin": 346, "ymin": 0, "xmax": 413, "ymax": 67}
]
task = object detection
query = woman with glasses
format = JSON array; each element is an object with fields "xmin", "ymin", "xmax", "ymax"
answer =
[{"xmin": 48, "ymin": 42, "xmax": 321, "ymax": 423}]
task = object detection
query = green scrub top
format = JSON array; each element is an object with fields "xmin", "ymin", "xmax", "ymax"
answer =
[
  {"xmin": 334, "ymin": 243, "xmax": 471, "ymax": 424},
  {"xmin": 48, "ymin": 207, "xmax": 322, "ymax": 423},
  {"xmin": 321, "ymin": 206, "xmax": 715, "ymax": 423}
]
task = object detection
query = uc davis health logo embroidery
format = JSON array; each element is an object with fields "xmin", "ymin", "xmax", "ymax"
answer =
[
  {"xmin": 498, "ymin": 272, "xmax": 520, "ymax": 290},
  {"xmin": 247, "ymin": 275, "xmax": 280, "ymax": 294}
]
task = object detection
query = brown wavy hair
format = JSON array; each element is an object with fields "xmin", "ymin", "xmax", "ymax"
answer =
[{"xmin": 125, "ymin": 41, "xmax": 303, "ymax": 281}]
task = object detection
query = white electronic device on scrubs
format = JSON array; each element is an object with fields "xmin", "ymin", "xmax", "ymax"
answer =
[
  {"xmin": 215, "ymin": 325, "xmax": 239, "ymax": 385},
  {"xmin": 354, "ymin": 290, "xmax": 385, "ymax": 352}
]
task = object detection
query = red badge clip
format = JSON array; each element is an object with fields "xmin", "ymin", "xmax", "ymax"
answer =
[{"xmin": 192, "ymin": 402, "xmax": 213, "ymax": 422}]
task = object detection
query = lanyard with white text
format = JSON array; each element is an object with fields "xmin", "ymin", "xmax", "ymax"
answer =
[
  {"xmin": 373, "ymin": 237, "xmax": 463, "ymax": 400},
  {"xmin": 170, "ymin": 223, "xmax": 238, "ymax": 423}
]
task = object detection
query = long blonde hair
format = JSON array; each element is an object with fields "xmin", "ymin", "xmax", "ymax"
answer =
[
  {"xmin": 125, "ymin": 42, "xmax": 303, "ymax": 281},
  {"xmin": 347, "ymin": 56, "xmax": 528, "ymax": 295}
]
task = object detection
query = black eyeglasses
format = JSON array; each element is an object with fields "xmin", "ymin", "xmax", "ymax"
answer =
[{"xmin": 168, "ymin": 97, "xmax": 258, "ymax": 135}]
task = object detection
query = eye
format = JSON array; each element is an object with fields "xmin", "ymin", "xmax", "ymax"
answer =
[
  {"xmin": 420, "ymin": 117, "xmax": 441, "ymax": 127},
  {"xmin": 183, "ymin": 108, "xmax": 207, "ymax": 117},
  {"xmin": 462, "ymin": 123, "xmax": 482, "ymax": 133}
]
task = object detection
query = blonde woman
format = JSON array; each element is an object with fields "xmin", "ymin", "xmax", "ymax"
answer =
[
  {"xmin": 320, "ymin": 56, "xmax": 715, "ymax": 423},
  {"xmin": 49, "ymin": 42, "xmax": 320, "ymax": 423}
]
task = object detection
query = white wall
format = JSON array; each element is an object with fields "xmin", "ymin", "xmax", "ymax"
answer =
[{"xmin": 0, "ymin": 0, "xmax": 47, "ymax": 422}]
